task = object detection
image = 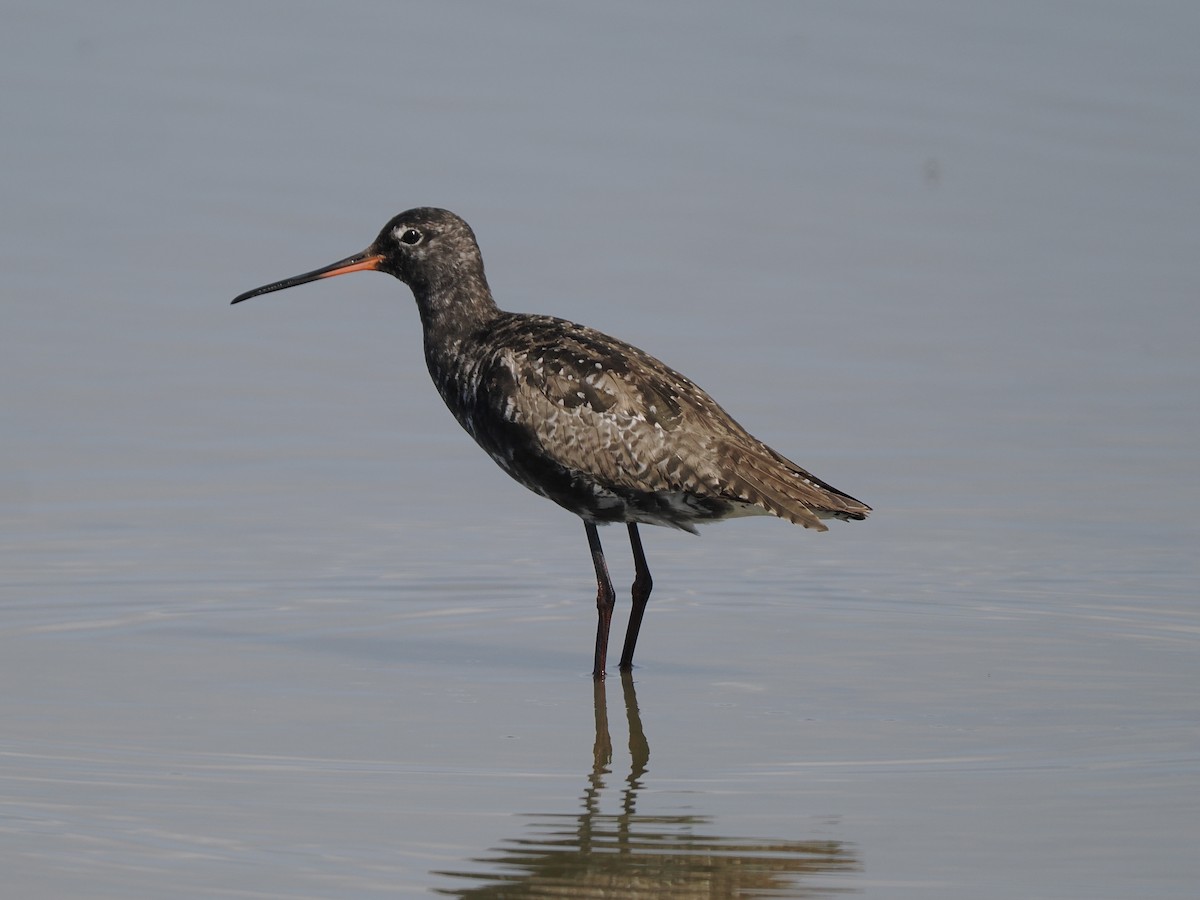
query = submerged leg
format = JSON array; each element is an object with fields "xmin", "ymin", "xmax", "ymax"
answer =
[
  {"xmin": 585, "ymin": 521, "xmax": 616, "ymax": 679},
  {"xmin": 618, "ymin": 523, "xmax": 653, "ymax": 670}
]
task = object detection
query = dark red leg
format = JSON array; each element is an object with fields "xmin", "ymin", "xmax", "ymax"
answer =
[
  {"xmin": 618, "ymin": 523, "xmax": 653, "ymax": 670},
  {"xmin": 585, "ymin": 521, "xmax": 616, "ymax": 679}
]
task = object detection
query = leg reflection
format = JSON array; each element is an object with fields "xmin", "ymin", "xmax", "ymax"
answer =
[{"xmin": 433, "ymin": 675, "xmax": 859, "ymax": 897}]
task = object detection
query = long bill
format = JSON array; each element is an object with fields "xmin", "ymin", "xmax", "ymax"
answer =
[{"xmin": 231, "ymin": 249, "xmax": 385, "ymax": 305}]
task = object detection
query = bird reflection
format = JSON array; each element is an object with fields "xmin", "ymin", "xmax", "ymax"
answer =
[{"xmin": 433, "ymin": 673, "xmax": 858, "ymax": 898}]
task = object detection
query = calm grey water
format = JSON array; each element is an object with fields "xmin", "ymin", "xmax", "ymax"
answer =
[{"xmin": 2, "ymin": 1, "xmax": 1197, "ymax": 897}]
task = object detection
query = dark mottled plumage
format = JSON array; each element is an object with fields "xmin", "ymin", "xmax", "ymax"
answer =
[{"xmin": 233, "ymin": 208, "xmax": 870, "ymax": 678}]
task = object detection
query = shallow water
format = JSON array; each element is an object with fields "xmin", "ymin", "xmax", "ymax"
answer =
[{"xmin": 3, "ymin": 1, "xmax": 1198, "ymax": 897}]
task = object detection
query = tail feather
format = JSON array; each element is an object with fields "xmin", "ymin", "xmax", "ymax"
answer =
[{"xmin": 721, "ymin": 441, "xmax": 871, "ymax": 530}]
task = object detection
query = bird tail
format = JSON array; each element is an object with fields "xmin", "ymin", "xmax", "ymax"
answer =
[{"xmin": 721, "ymin": 441, "xmax": 871, "ymax": 531}]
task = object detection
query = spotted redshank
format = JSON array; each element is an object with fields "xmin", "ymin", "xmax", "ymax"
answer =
[{"xmin": 233, "ymin": 208, "xmax": 870, "ymax": 678}]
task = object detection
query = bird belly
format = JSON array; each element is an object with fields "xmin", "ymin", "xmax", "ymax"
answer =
[
  {"xmin": 617, "ymin": 490, "xmax": 771, "ymax": 532},
  {"xmin": 523, "ymin": 460, "xmax": 770, "ymax": 532}
]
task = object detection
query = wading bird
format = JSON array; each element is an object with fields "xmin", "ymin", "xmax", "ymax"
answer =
[{"xmin": 233, "ymin": 208, "xmax": 870, "ymax": 678}]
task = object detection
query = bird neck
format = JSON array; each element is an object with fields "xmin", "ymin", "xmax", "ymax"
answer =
[{"xmin": 410, "ymin": 267, "xmax": 502, "ymax": 340}]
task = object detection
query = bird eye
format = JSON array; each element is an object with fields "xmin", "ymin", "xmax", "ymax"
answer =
[{"xmin": 397, "ymin": 227, "xmax": 423, "ymax": 245}]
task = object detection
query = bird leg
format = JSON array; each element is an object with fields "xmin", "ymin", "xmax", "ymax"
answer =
[
  {"xmin": 585, "ymin": 521, "xmax": 616, "ymax": 679},
  {"xmin": 618, "ymin": 523, "xmax": 653, "ymax": 670}
]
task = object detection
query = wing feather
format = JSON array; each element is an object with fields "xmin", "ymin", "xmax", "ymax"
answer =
[{"xmin": 470, "ymin": 314, "xmax": 869, "ymax": 526}]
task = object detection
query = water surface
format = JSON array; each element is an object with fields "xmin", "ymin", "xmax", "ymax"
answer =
[{"xmin": 2, "ymin": 2, "xmax": 1197, "ymax": 897}]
